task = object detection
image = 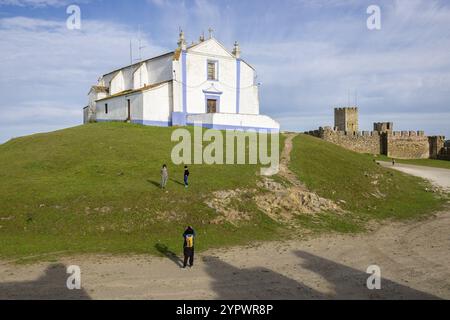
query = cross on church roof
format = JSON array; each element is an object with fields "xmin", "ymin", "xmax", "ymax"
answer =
[{"xmin": 208, "ymin": 27, "xmax": 214, "ymax": 39}]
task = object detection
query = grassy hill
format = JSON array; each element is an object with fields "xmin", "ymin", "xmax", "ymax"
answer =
[
  {"xmin": 290, "ymin": 134, "xmax": 446, "ymax": 232},
  {"xmin": 0, "ymin": 123, "xmax": 281, "ymax": 261},
  {"xmin": 0, "ymin": 124, "xmax": 445, "ymax": 261}
]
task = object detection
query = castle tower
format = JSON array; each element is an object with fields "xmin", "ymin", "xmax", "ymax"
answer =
[
  {"xmin": 334, "ymin": 107, "xmax": 359, "ymax": 132},
  {"xmin": 429, "ymin": 136, "xmax": 446, "ymax": 159}
]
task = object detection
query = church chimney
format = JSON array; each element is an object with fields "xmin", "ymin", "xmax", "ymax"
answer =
[
  {"xmin": 232, "ymin": 41, "xmax": 241, "ymax": 59},
  {"xmin": 177, "ymin": 29, "xmax": 187, "ymax": 50}
]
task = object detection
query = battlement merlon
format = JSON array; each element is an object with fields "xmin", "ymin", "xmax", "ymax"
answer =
[
  {"xmin": 390, "ymin": 131, "xmax": 426, "ymax": 137},
  {"xmin": 334, "ymin": 107, "xmax": 359, "ymax": 111}
]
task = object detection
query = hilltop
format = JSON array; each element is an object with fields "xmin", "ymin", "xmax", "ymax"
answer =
[{"xmin": 0, "ymin": 123, "xmax": 445, "ymax": 261}]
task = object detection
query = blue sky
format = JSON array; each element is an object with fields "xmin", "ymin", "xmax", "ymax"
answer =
[{"xmin": 0, "ymin": 0, "xmax": 449, "ymax": 143}]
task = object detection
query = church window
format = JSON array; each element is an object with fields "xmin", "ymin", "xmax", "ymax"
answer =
[
  {"xmin": 207, "ymin": 60, "xmax": 218, "ymax": 81},
  {"xmin": 105, "ymin": 103, "xmax": 108, "ymax": 114}
]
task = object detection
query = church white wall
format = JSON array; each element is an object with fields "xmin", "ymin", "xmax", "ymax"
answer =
[
  {"xmin": 122, "ymin": 67, "xmax": 134, "ymax": 91},
  {"xmin": 96, "ymin": 92, "xmax": 143, "ymax": 122},
  {"xmin": 83, "ymin": 107, "xmax": 89, "ymax": 124},
  {"xmin": 239, "ymin": 62, "xmax": 259, "ymax": 115},
  {"xmin": 102, "ymin": 53, "xmax": 174, "ymax": 96},
  {"xmin": 110, "ymin": 71, "xmax": 125, "ymax": 95},
  {"xmin": 133, "ymin": 63, "xmax": 148, "ymax": 89},
  {"xmin": 172, "ymin": 58, "xmax": 183, "ymax": 113},
  {"xmin": 185, "ymin": 52, "xmax": 237, "ymax": 114},
  {"xmin": 146, "ymin": 54, "xmax": 173, "ymax": 85},
  {"xmin": 142, "ymin": 82, "xmax": 173, "ymax": 125}
]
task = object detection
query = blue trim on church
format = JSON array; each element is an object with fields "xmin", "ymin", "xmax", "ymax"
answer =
[
  {"xmin": 182, "ymin": 50, "xmax": 187, "ymax": 114},
  {"xmin": 96, "ymin": 119, "xmax": 172, "ymax": 127},
  {"xmin": 172, "ymin": 50, "xmax": 188, "ymax": 126},
  {"xmin": 172, "ymin": 112, "xmax": 186, "ymax": 126},
  {"xmin": 186, "ymin": 122, "xmax": 279, "ymax": 133},
  {"xmin": 96, "ymin": 118, "xmax": 278, "ymax": 132},
  {"xmin": 236, "ymin": 59, "xmax": 241, "ymax": 114},
  {"xmin": 132, "ymin": 120, "xmax": 172, "ymax": 127}
]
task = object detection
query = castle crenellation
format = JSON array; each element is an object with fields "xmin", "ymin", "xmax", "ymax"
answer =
[{"xmin": 306, "ymin": 107, "xmax": 449, "ymax": 160}]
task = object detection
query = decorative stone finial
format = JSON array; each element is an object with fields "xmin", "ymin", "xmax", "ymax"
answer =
[
  {"xmin": 177, "ymin": 29, "xmax": 186, "ymax": 50},
  {"xmin": 232, "ymin": 41, "xmax": 241, "ymax": 58}
]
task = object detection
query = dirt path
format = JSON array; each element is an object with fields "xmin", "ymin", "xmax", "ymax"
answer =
[
  {"xmin": 378, "ymin": 161, "xmax": 450, "ymax": 191},
  {"xmin": 278, "ymin": 133, "xmax": 304, "ymax": 187},
  {"xmin": 1, "ymin": 142, "xmax": 449, "ymax": 300}
]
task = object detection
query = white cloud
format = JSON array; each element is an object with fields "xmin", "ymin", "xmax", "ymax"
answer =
[
  {"xmin": 0, "ymin": 0, "xmax": 89, "ymax": 7},
  {"xmin": 0, "ymin": 15, "xmax": 169, "ymax": 143},
  {"xmin": 1, "ymin": 0, "xmax": 449, "ymax": 142},
  {"xmin": 0, "ymin": 16, "xmax": 61, "ymax": 29},
  {"xmin": 240, "ymin": 0, "xmax": 450, "ymax": 138}
]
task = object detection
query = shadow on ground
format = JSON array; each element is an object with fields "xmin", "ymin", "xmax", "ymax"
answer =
[
  {"xmin": 147, "ymin": 179, "xmax": 161, "ymax": 188},
  {"xmin": 170, "ymin": 178, "xmax": 185, "ymax": 186},
  {"xmin": 155, "ymin": 243, "xmax": 184, "ymax": 268},
  {"xmin": 202, "ymin": 251, "xmax": 440, "ymax": 300},
  {"xmin": 0, "ymin": 263, "xmax": 91, "ymax": 300}
]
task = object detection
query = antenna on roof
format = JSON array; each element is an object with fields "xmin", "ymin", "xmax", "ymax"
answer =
[
  {"xmin": 129, "ymin": 40, "xmax": 133, "ymax": 65},
  {"xmin": 132, "ymin": 25, "xmax": 147, "ymax": 88},
  {"xmin": 135, "ymin": 25, "xmax": 146, "ymax": 63}
]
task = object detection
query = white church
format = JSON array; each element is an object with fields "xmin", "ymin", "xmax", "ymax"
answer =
[{"xmin": 83, "ymin": 31, "xmax": 280, "ymax": 132}]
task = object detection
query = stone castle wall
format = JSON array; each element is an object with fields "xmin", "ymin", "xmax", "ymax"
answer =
[
  {"xmin": 306, "ymin": 107, "xmax": 448, "ymax": 160},
  {"xmin": 308, "ymin": 127, "xmax": 381, "ymax": 155},
  {"xmin": 306, "ymin": 128, "xmax": 445, "ymax": 160},
  {"xmin": 429, "ymin": 136, "xmax": 450, "ymax": 160},
  {"xmin": 387, "ymin": 131, "xmax": 429, "ymax": 159},
  {"xmin": 438, "ymin": 147, "xmax": 450, "ymax": 160}
]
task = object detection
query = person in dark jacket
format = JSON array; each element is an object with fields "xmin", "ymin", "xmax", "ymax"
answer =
[
  {"xmin": 182, "ymin": 226, "xmax": 195, "ymax": 268},
  {"xmin": 184, "ymin": 166, "xmax": 190, "ymax": 188}
]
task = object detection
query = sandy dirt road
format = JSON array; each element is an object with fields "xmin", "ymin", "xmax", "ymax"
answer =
[
  {"xmin": 0, "ymin": 209, "xmax": 449, "ymax": 300},
  {"xmin": 1, "ymin": 154, "xmax": 449, "ymax": 300},
  {"xmin": 378, "ymin": 161, "xmax": 450, "ymax": 191}
]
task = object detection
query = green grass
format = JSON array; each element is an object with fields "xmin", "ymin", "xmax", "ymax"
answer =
[
  {"xmin": 375, "ymin": 154, "xmax": 450, "ymax": 170},
  {"xmin": 0, "ymin": 123, "xmax": 282, "ymax": 261},
  {"xmin": 290, "ymin": 134, "xmax": 446, "ymax": 231}
]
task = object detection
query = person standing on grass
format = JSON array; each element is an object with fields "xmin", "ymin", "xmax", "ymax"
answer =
[
  {"xmin": 161, "ymin": 164, "xmax": 168, "ymax": 189},
  {"xmin": 182, "ymin": 226, "xmax": 196, "ymax": 268},
  {"xmin": 392, "ymin": 159, "xmax": 396, "ymax": 166},
  {"xmin": 184, "ymin": 165, "xmax": 190, "ymax": 188}
]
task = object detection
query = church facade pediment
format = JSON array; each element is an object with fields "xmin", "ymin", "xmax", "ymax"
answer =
[{"xmin": 189, "ymin": 38, "xmax": 234, "ymax": 59}]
